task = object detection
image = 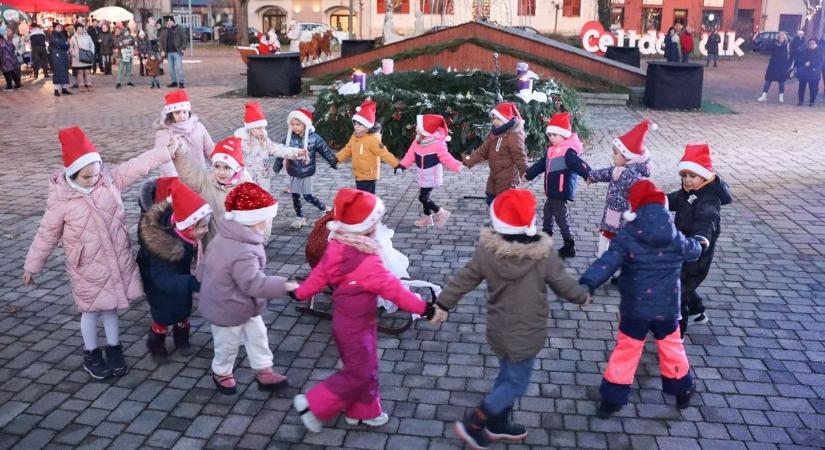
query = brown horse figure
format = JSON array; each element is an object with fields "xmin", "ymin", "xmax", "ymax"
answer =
[{"xmin": 315, "ymin": 30, "xmax": 334, "ymax": 61}]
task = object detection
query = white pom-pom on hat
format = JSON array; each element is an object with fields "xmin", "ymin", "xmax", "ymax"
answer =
[
  {"xmin": 445, "ymin": 136, "xmax": 451, "ymax": 142},
  {"xmin": 622, "ymin": 210, "xmax": 637, "ymax": 222},
  {"xmin": 649, "ymin": 122, "xmax": 658, "ymax": 131},
  {"xmin": 356, "ymin": 106, "xmax": 362, "ymax": 112}
]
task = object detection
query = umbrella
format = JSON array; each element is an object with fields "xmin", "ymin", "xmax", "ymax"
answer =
[
  {"xmin": 90, "ymin": 6, "xmax": 133, "ymax": 23},
  {"xmin": 0, "ymin": 5, "xmax": 28, "ymax": 22}
]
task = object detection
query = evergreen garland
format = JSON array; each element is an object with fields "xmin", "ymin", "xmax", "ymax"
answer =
[{"xmin": 313, "ymin": 69, "xmax": 589, "ymax": 157}]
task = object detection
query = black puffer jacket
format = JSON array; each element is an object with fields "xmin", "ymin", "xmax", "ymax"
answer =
[
  {"xmin": 273, "ymin": 131, "xmax": 337, "ymax": 178},
  {"xmin": 668, "ymin": 175, "xmax": 732, "ymax": 293}
]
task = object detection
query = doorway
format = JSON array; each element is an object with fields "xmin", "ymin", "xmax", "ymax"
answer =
[
  {"xmin": 262, "ymin": 7, "xmax": 287, "ymax": 35},
  {"xmin": 673, "ymin": 9, "xmax": 687, "ymax": 26}
]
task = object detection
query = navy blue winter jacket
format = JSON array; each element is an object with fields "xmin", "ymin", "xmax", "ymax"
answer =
[
  {"xmin": 525, "ymin": 146, "xmax": 591, "ymax": 201},
  {"xmin": 273, "ymin": 131, "xmax": 337, "ymax": 178},
  {"xmin": 579, "ymin": 204, "xmax": 702, "ymax": 321}
]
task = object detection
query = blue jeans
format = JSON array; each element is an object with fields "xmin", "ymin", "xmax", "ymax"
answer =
[
  {"xmin": 117, "ymin": 59, "xmax": 132, "ymax": 84},
  {"xmin": 482, "ymin": 357, "xmax": 534, "ymax": 415},
  {"xmin": 762, "ymin": 80, "xmax": 785, "ymax": 94},
  {"xmin": 167, "ymin": 51, "xmax": 184, "ymax": 84}
]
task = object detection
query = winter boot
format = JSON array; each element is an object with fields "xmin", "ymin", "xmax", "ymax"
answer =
[
  {"xmin": 293, "ymin": 394, "xmax": 323, "ymax": 433},
  {"xmin": 173, "ymin": 322, "xmax": 194, "ymax": 356},
  {"xmin": 61, "ymin": 88, "xmax": 72, "ymax": 95},
  {"xmin": 596, "ymin": 400, "xmax": 623, "ymax": 418},
  {"xmin": 433, "ymin": 208, "xmax": 452, "ymax": 228},
  {"xmin": 757, "ymin": 92, "xmax": 767, "ymax": 102},
  {"xmin": 83, "ymin": 348, "xmax": 113, "ymax": 380},
  {"xmin": 290, "ymin": 217, "xmax": 307, "ymax": 229},
  {"xmin": 779, "ymin": 93, "xmax": 784, "ymax": 103},
  {"xmin": 104, "ymin": 344, "xmax": 129, "ymax": 377},
  {"xmin": 676, "ymin": 383, "xmax": 696, "ymax": 409},
  {"xmin": 212, "ymin": 372, "xmax": 237, "ymax": 395},
  {"xmin": 453, "ymin": 406, "xmax": 491, "ymax": 450},
  {"xmin": 558, "ymin": 239, "xmax": 576, "ymax": 258},
  {"xmin": 414, "ymin": 215, "xmax": 434, "ymax": 228},
  {"xmin": 255, "ymin": 367, "xmax": 288, "ymax": 391},
  {"xmin": 345, "ymin": 413, "xmax": 390, "ymax": 427},
  {"xmin": 146, "ymin": 328, "xmax": 169, "ymax": 359},
  {"xmin": 485, "ymin": 407, "xmax": 528, "ymax": 442}
]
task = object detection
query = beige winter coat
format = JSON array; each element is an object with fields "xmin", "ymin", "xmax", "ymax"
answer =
[
  {"xmin": 437, "ymin": 229, "xmax": 589, "ymax": 362},
  {"xmin": 24, "ymin": 146, "xmax": 173, "ymax": 312}
]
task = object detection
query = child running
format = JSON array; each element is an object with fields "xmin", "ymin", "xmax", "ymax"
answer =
[
  {"xmin": 397, "ymin": 114, "xmax": 462, "ymax": 228},
  {"xmin": 668, "ymin": 144, "xmax": 732, "ymax": 335},
  {"xmin": 524, "ymin": 112, "xmax": 592, "ymax": 258},
  {"xmin": 290, "ymin": 188, "xmax": 434, "ymax": 433},
  {"xmin": 154, "ymin": 89, "xmax": 215, "ymax": 177},
  {"xmin": 579, "ymin": 180, "xmax": 705, "ymax": 417},
  {"xmin": 336, "ymin": 99, "xmax": 402, "ymax": 194},
  {"xmin": 431, "ymin": 189, "xmax": 591, "ymax": 449},
  {"xmin": 24, "ymin": 126, "xmax": 178, "ymax": 380}
]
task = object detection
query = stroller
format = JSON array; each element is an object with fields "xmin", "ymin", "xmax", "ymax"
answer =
[{"xmin": 297, "ymin": 212, "xmax": 440, "ymax": 335}]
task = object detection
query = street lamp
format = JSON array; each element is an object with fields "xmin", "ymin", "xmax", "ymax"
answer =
[{"xmin": 551, "ymin": 0, "xmax": 560, "ymax": 34}]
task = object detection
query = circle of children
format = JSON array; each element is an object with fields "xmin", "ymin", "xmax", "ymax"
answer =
[{"xmin": 22, "ymin": 89, "xmax": 733, "ymax": 449}]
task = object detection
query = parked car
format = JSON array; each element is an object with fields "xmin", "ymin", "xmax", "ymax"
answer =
[
  {"xmin": 295, "ymin": 22, "xmax": 348, "ymax": 44},
  {"xmin": 751, "ymin": 31, "xmax": 784, "ymax": 53},
  {"xmin": 218, "ymin": 25, "xmax": 261, "ymax": 44},
  {"xmin": 193, "ymin": 26, "xmax": 212, "ymax": 42}
]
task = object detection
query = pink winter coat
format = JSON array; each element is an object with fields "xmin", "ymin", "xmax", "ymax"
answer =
[
  {"xmin": 153, "ymin": 113, "xmax": 215, "ymax": 176},
  {"xmin": 398, "ymin": 138, "xmax": 462, "ymax": 188},
  {"xmin": 24, "ymin": 146, "xmax": 173, "ymax": 313}
]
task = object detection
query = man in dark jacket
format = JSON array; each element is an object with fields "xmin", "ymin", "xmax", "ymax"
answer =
[
  {"xmin": 705, "ymin": 28, "xmax": 721, "ymax": 67},
  {"xmin": 28, "ymin": 22, "xmax": 49, "ymax": 78},
  {"xmin": 580, "ymin": 180, "xmax": 704, "ymax": 417},
  {"xmin": 87, "ymin": 19, "xmax": 99, "ymax": 74},
  {"xmin": 790, "ymin": 30, "xmax": 805, "ymax": 64},
  {"xmin": 159, "ymin": 16, "xmax": 188, "ymax": 88},
  {"xmin": 796, "ymin": 39, "xmax": 824, "ymax": 106}
]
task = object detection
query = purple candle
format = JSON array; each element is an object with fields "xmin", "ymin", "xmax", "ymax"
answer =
[
  {"xmin": 516, "ymin": 62, "xmax": 528, "ymax": 77},
  {"xmin": 352, "ymin": 70, "xmax": 367, "ymax": 91},
  {"xmin": 517, "ymin": 76, "xmax": 532, "ymax": 91}
]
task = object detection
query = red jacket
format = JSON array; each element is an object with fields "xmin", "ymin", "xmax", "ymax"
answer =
[{"xmin": 681, "ymin": 32, "xmax": 695, "ymax": 53}]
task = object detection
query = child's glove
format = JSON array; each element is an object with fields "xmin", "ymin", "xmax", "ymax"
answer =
[{"xmin": 394, "ymin": 164, "xmax": 406, "ymax": 175}]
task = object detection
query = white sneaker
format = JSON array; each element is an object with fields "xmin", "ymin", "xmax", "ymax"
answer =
[
  {"xmin": 345, "ymin": 413, "xmax": 389, "ymax": 427},
  {"xmin": 757, "ymin": 92, "xmax": 767, "ymax": 102},
  {"xmin": 290, "ymin": 217, "xmax": 307, "ymax": 229},
  {"xmin": 779, "ymin": 93, "xmax": 784, "ymax": 103},
  {"xmin": 293, "ymin": 394, "xmax": 323, "ymax": 433},
  {"xmin": 687, "ymin": 312, "xmax": 709, "ymax": 325}
]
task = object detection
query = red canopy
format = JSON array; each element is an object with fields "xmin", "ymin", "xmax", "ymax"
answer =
[{"xmin": 0, "ymin": 0, "xmax": 89, "ymax": 13}]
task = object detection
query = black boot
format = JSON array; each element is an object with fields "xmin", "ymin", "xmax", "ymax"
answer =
[
  {"xmin": 596, "ymin": 400, "xmax": 623, "ymax": 418},
  {"xmin": 104, "ymin": 344, "xmax": 129, "ymax": 377},
  {"xmin": 146, "ymin": 329, "xmax": 169, "ymax": 359},
  {"xmin": 676, "ymin": 383, "xmax": 696, "ymax": 409},
  {"xmin": 453, "ymin": 405, "xmax": 490, "ymax": 450},
  {"xmin": 173, "ymin": 322, "xmax": 194, "ymax": 356},
  {"xmin": 61, "ymin": 88, "xmax": 72, "ymax": 95},
  {"xmin": 485, "ymin": 406, "xmax": 527, "ymax": 442},
  {"xmin": 54, "ymin": 89, "xmax": 60, "ymax": 96},
  {"xmin": 558, "ymin": 239, "xmax": 576, "ymax": 258},
  {"xmin": 83, "ymin": 348, "xmax": 112, "ymax": 380}
]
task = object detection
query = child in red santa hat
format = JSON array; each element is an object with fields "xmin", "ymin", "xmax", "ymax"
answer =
[
  {"xmin": 396, "ymin": 114, "xmax": 462, "ymax": 228},
  {"xmin": 336, "ymin": 99, "xmax": 403, "ymax": 195},
  {"xmin": 667, "ymin": 144, "xmax": 732, "ymax": 336},
  {"xmin": 199, "ymin": 182, "xmax": 298, "ymax": 394},
  {"xmin": 233, "ymin": 101, "xmax": 307, "ymax": 192},
  {"xmin": 290, "ymin": 188, "xmax": 435, "ymax": 433},
  {"xmin": 587, "ymin": 119, "xmax": 655, "ymax": 262},
  {"xmin": 463, "ymin": 102, "xmax": 529, "ymax": 205},
  {"xmin": 154, "ymin": 89, "xmax": 215, "ymax": 177},
  {"xmin": 23, "ymin": 126, "xmax": 180, "ymax": 381},
  {"xmin": 137, "ymin": 179, "xmax": 212, "ymax": 360}
]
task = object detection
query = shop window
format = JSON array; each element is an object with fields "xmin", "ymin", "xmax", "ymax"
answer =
[
  {"xmin": 673, "ymin": 9, "xmax": 687, "ymax": 26},
  {"xmin": 610, "ymin": 6, "xmax": 624, "ymax": 27},
  {"xmin": 702, "ymin": 10, "xmax": 721, "ymax": 31},
  {"xmin": 329, "ymin": 8, "xmax": 356, "ymax": 33},
  {"xmin": 420, "ymin": 0, "xmax": 453, "ymax": 14},
  {"xmin": 377, "ymin": 0, "xmax": 410, "ymax": 14},
  {"xmin": 641, "ymin": 8, "xmax": 662, "ymax": 32},
  {"xmin": 517, "ymin": 0, "xmax": 536, "ymax": 16},
  {"xmin": 735, "ymin": 9, "xmax": 754, "ymax": 36},
  {"xmin": 778, "ymin": 14, "xmax": 801, "ymax": 34},
  {"xmin": 562, "ymin": 0, "xmax": 580, "ymax": 17}
]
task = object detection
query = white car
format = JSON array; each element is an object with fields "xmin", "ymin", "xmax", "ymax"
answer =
[{"xmin": 296, "ymin": 22, "xmax": 349, "ymax": 43}]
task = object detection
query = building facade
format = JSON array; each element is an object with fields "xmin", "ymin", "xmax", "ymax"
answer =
[
  {"xmin": 760, "ymin": 0, "xmax": 806, "ymax": 33},
  {"xmin": 608, "ymin": 0, "xmax": 763, "ymax": 36},
  {"xmin": 246, "ymin": 0, "xmax": 598, "ymax": 38}
]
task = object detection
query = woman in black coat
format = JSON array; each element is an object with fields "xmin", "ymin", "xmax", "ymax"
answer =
[
  {"xmin": 664, "ymin": 27, "xmax": 680, "ymax": 62},
  {"xmin": 796, "ymin": 39, "xmax": 824, "ymax": 106},
  {"xmin": 49, "ymin": 23, "xmax": 71, "ymax": 96},
  {"xmin": 757, "ymin": 31, "xmax": 791, "ymax": 103}
]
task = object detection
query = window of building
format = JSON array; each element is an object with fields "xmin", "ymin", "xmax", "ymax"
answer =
[
  {"xmin": 262, "ymin": 7, "xmax": 287, "ymax": 35},
  {"xmin": 611, "ymin": 6, "xmax": 624, "ymax": 27},
  {"xmin": 673, "ymin": 9, "xmax": 687, "ymax": 26},
  {"xmin": 329, "ymin": 8, "xmax": 356, "ymax": 34},
  {"xmin": 641, "ymin": 8, "xmax": 662, "ymax": 32},
  {"xmin": 702, "ymin": 10, "xmax": 721, "ymax": 31},
  {"xmin": 377, "ymin": 0, "xmax": 410, "ymax": 14},
  {"xmin": 735, "ymin": 9, "xmax": 754, "ymax": 36},
  {"xmin": 517, "ymin": 0, "xmax": 536, "ymax": 16},
  {"xmin": 778, "ymin": 14, "xmax": 802, "ymax": 34},
  {"xmin": 562, "ymin": 0, "xmax": 581, "ymax": 17},
  {"xmin": 420, "ymin": 0, "xmax": 453, "ymax": 14}
]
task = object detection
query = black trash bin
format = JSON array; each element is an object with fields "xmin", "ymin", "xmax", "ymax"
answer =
[
  {"xmin": 247, "ymin": 53, "xmax": 302, "ymax": 97},
  {"xmin": 605, "ymin": 46, "xmax": 641, "ymax": 68},
  {"xmin": 341, "ymin": 39, "xmax": 375, "ymax": 58},
  {"xmin": 644, "ymin": 61, "xmax": 703, "ymax": 110}
]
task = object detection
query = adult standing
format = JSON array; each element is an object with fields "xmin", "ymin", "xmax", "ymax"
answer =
[
  {"xmin": 70, "ymin": 24, "xmax": 95, "ymax": 91},
  {"xmin": 790, "ymin": 30, "xmax": 805, "ymax": 62},
  {"xmin": 87, "ymin": 19, "xmax": 100, "ymax": 74},
  {"xmin": 116, "ymin": 28, "xmax": 135, "ymax": 88},
  {"xmin": 757, "ymin": 31, "xmax": 791, "ymax": 103},
  {"xmin": 1, "ymin": 27, "xmax": 22, "ymax": 91},
  {"xmin": 159, "ymin": 16, "xmax": 188, "ymax": 88},
  {"xmin": 664, "ymin": 27, "xmax": 680, "ymax": 62},
  {"xmin": 705, "ymin": 28, "xmax": 721, "ymax": 67},
  {"xmin": 137, "ymin": 30, "xmax": 151, "ymax": 76},
  {"xmin": 49, "ymin": 22, "xmax": 71, "ymax": 96},
  {"xmin": 28, "ymin": 22, "xmax": 49, "ymax": 78},
  {"xmin": 795, "ymin": 39, "xmax": 823, "ymax": 106},
  {"xmin": 98, "ymin": 21, "xmax": 114, "ymax": 75},
  {"xmin": 680, "ymin": 26, "xmax": 695, "ymax": 63}
]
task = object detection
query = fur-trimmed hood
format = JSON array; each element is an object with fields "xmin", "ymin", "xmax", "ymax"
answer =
[
  {"xmin": 139, "ymin": 201, "xmax": 188, "ymax": 263},
  {"xmin": 479, "ymin": 228, "xmax": 552, "ymax": 280}
]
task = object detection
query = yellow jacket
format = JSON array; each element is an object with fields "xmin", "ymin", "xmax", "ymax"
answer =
[{"xmin": 336, "ymin": 132, "xmax": 399, "ymax": 181}]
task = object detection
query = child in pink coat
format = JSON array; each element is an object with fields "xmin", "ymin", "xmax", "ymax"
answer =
[
  {"xmin": 397, "ymin": 114, "xmax": 462, "ymax": 228},
  {"xmin": 23, "ymin": 126, "xmax": 178, "ymax": 380},
  {"xmin": 290, "ymin": 188, "xmax": 435, "ymax": 433}
]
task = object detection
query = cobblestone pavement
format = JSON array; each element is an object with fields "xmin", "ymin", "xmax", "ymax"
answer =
[{"xmin": 0, "ymin": 48, "xmax": 823, "ymax": 450}]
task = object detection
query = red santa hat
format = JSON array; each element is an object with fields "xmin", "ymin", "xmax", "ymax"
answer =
[
  {"xmin": 244, "ymin": 101, "xmax": 268, "ymax": 129},
  {"xmin": 154, "ymin": 176, "xmax": 179, "ymax": 203},
  {"xmin": 162, "ymin": 89, "xmax": 192, "ymax": 116},
  {"xmin": 59, "ymin": 126, "xmax": 102, "ymax": 176},
  {"xmin": 352, "ymin": 99, "xmax": 377, "ymax": 129},
  {"xmin": 613, "ymin": 119, "xmax": 657, "ymax": 160},
  {"xmin": 326, "ymin": 188, "xmax": 385, "ymax": 234},
  {"xmin": 677, "ymin": 144, "xmax": 714, "ymax": 180},
  {"xmin": 210, "ymin": 137, "xmax": 245, "ymax": 172},
  {"xmin": 170, "ymin": 181, "xmax": 212, "ymax": 230},
  {"xmin": 286, "ymin": 108, "xmax": 315, "ymax": 148},
  {"xmin": 489, "ymin": 102, "xmax": 522, "ymax": 123},
  {"xmin": 623, "ymin": 179, "xmax": 667, "ymax": 222},
  {"xmin": 490, "ymin": 189, "xmax": 537, "ymax": 236},
  {"xmin": 545, "ymin": 112, "xmax": 572, "ymax": 138},
  {"xmin": 416, "ymin": 114, "xmax": 451, "ymax": 142},
  {"xmin": 223, "ymin": 182, "xmax": 279, "ymax": 225}
]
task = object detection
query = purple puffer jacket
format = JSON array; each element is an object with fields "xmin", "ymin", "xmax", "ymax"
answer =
[
  {"xmin": 588, "ymin": 157, "xmax": 652, "ymax": 235},
  {"xmin": 198, "ymin": 217, "xmax": 287, "ymax": 327},
  {"xmin": 0, "ymin": 37, "xmax": 19, "ymax": 72}
]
